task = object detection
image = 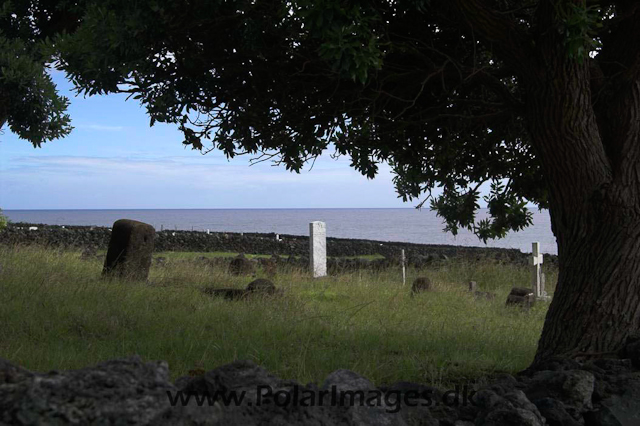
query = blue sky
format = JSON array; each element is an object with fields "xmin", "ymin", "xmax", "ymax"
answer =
[{"xmin": 0, "ymin": 70, "xmax": 440, "ymax": 210}]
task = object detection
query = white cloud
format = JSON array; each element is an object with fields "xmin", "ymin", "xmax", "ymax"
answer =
[{"xmin": 0, "ymin": 154, "xmax": 411, "ymax": 209}]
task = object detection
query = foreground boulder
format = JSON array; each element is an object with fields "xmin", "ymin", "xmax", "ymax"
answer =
[
  {"xmin": 2, "ymin": 351, "xmax": 640, "ymax": 425},
  {"xmin": 102, "ymin": 219, "xmax": 155, "ymax": 281}
]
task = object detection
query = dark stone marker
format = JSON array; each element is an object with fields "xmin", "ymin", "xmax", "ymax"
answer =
[
  {"xmin": 102, "ymin": 219, "xmax": 155, "ymax": 281},
  {"xmin": 246, "ymin": 278, "xmax": 276, "ymax": 294},
  {"xmin": 505, "ymin": 287, "xmax": 535, "ymax": 309},
  {"xmin": 228, "ymin": 253, "xmax": 255, "ymax": 276},
  {"xmin": 411, "ymin": 276, "xmax": 432, "ymax": 296}
]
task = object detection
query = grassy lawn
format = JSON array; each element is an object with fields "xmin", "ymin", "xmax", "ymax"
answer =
[{"xmin": 0, "ymin": 245, "xmax": 556, "ymax": 388}]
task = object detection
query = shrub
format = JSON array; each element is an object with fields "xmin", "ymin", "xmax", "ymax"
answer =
[{"xmin": 0, "ymin": 209, "xmax": 7, "ymax": 231}]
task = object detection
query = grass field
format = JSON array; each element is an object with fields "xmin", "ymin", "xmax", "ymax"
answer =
[{"xmin": 0, "ymin": 245, "xmax": 556, "ymax": 388}]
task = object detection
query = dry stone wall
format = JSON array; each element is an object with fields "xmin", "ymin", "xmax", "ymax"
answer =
[{"xmin": 0, "ymin": 223, "xmax": 558, "ymax": 268}]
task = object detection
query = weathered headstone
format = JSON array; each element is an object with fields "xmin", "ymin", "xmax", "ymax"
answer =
[
  {"xmin": 228, "ymin": 253, "xmax": 255, "ymax": 276},
  {"xmin": 309, "ymin": 221, "xmax": 327, "ymax": 278},
  {"xmin": 506, "ymin": 287, "xmax": 535, "ymax": 309},
  {"xmin": 411, "ymin": 276, "xmax": 432, "ymax": 296},
  {"xmin": 246, "ymin": 278, "xmax": 276, "ymax": 294},
  {"xmin": 531, "ymin": 242, "xmax": 550, "ymax": 301},
  {"xmin": 102, "ymin": 219, "xmax": 155, "ymax": 281}
]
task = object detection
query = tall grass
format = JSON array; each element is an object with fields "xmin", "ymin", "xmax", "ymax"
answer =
[{"xmin": 0, "ymin": 245, "xmax": 556, "ymax": 388}]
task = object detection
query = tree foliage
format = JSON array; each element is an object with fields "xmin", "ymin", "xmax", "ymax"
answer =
[
  {"xmin": 13, "ymin": 1, "xmax": 638, "ymax": 242},
  {"xmin": 0, "ymin": 1, "xmax": 74, "ymax": 146}
]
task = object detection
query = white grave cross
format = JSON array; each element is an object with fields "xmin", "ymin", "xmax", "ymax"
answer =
[
  {"xmin": 309, "ymin": 221, "xmax": 327, "ymax": 278},
  {"xmin": 401, "ymin": 249, "xmax": 406, "ymax": 286},
  {"xmin": 530, "ymin": 242, "xmax": 549, "ymax": 300}
]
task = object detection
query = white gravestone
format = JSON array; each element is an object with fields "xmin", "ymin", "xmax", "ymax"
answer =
[
  {"xmin": 531, "ymin": 242, "xmax": 550, "ymax": 301},
  {"xmin": 309, "ymin": 221, "xmax": 327, "ymax": 278}
]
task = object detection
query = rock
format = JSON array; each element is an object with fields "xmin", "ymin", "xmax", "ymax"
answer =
[
  {"xmin": 320, "ymin": 369, "xmax": 408, "ymax": 426},
  {"xmin": 525, "ymin": 369, "xmax": 595, "ymax": 415},
  {"xmin": 383, "ymin": 381, "xmax": 443, "ymax": 402},
  {"xmin": 177, "ymin": 361, "xmax": 406, "ymax": 425},
  {"xmin": 584, "ymin": 406, "xmax": 625, "ymax": 426},
  {"xmin": 596, "ymin": 372, "xmax": 640, "ymax": 426},
  {"xmin": 505, "ymin": 287, "xmax": 535, "ymax": 309},
  {"xmin": 481, "ymin": 408, "xmax": 543, "ymax": 426},
  {"xmin": 228, "ymin": 254, "xmax": 255, "ymax": 276},
  {"xmin": 621, "ymin": 333, "xmax": 640, "ymax": 368},
  {"xmin": 411, "ymin": 277, "xmax": 432, "ymax": 295},
  {"xmin": 525, "ymin": 356, "xmax": 582, "ymax": 374},
  {"xmin": 102, "ymin": 219, "xmax": 155, "ymax": 281},
  {"xmin": 245, "ymin": 278, "xmax": 276, "ymax": 294},
  {"xmin": 321, "ymin": 369, "xmax": 377, "ymax": 395},
  {"xmin": 3, "ymin": 353, "xmax": 640, "ymax": 426},
  {"xmin": 0, "ymin": 358, "xmax": 34, "ymax": 385},
  {"xmin": 0, "ymin": 356, "xmax": 221, "ymax": 425},
  {"xmin": 534, "ymin": 397, "xmax": 583, "ymax": 426}
]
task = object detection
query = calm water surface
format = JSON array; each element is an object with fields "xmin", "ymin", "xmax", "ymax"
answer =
[{"xmin": 4, "ymin": 208, "xmax": 557, "ymax": 254}]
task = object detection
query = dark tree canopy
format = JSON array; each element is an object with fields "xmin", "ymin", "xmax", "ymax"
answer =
[
  {"xmin": 7, "ymin": 0, "xmax": 640, "ymax": 364},
  {"xmin": 52, "ymin": 0, "xmax": 565, "ymax": 241},
  {"xmin": 0, "ymin": 0, "xmax": 74, "ymax": 145}
]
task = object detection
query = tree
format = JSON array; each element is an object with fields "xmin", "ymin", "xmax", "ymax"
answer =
[
  {"xmin": 0, "ymin": 0, "xmax": 73, "ymax": 146},
  {"xmin": 37, "ymin": 0, "xmax": 640, "ymax": 365}
]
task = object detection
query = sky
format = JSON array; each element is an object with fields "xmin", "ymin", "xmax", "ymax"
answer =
[{"xmin": 0, "ymin": 70, "xmax": 448, "ymax": 210}]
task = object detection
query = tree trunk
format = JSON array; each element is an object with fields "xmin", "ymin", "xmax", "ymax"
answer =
[
  {"xmin": 448, "ymin": 0, "xmax": 640, "ymax": 366},
  {"xmin": 524, "ymin": 25, "xmax": 640, "ymax": 365},
  {"xmin": 533, "ymin": 200, "xmax": 640, "ymax": 363}
]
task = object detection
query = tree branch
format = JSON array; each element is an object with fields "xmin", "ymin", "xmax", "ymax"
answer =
[{"xmin": 447, "ymin": 0, "xmax": 536, "ymax": 80}]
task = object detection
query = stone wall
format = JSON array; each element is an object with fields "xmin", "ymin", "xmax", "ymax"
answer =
[
  {"xmin": 2, "ymin": 350, "xmax": 638, "ymax": 425},
  {"xmin": 0, "ymin": 223, "xmax": 558, "ymax": 267}
]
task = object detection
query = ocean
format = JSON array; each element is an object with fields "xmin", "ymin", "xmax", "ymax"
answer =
[{"xmin": 3, "ymin": 208, "xmax": 557, "ymax": 255}]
